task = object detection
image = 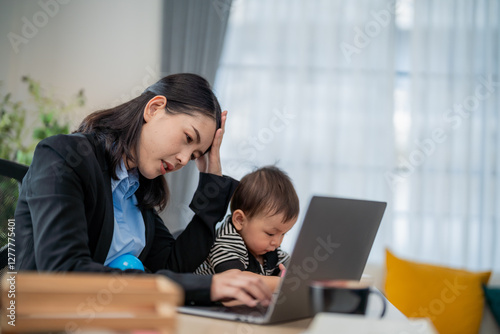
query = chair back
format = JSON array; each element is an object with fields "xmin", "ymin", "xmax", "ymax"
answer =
[{"xmin": 0, "ymin": 158, "xmax": 29, "ymax": 271}]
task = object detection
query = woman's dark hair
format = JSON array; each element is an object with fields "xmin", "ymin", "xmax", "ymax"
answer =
[
  {"xmin": 75, "ymin": 73, "xmax": 222, "ymax": 211},
  {"xmin": 230, "ymin": 166, "xmax": 300, "ymax": 223}
]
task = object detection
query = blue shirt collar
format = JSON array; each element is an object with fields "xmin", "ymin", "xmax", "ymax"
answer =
[{"xmin": 111, "ymin": 160, "xmax": 140, "ymax": 199}]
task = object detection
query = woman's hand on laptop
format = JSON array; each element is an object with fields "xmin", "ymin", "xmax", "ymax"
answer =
[{"xmin": 211, "ymin": 269, "xmax": 272, "ymax": 307}]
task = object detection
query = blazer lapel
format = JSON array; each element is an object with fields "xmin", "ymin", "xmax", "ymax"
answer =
[
  {"xmin": 138, "ymin": 210, "xmax": 155, "ymax": 262},
  {"xmin": 82, "ymin": 133, "xmax": 115, "ymax": 264},
  {"xmin": 93, "ymin": 172, "xmax": 114, "ymax": 263}
]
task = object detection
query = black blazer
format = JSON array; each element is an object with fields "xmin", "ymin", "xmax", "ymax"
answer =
[{"xmin": 15, "ymin": 133, "xmax": 238, "ymax": 304}]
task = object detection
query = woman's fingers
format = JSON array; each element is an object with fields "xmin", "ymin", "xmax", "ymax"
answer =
[
  {"xmin": 226, "ymin": 285, "xmax": 260, "ymax": 307},
  {"xmin": 220, "ymin": 110, "xmax": 227, "ymax": 136},
  {"xmin": 211, "ymin": 270, "xmax": 272, "ymax": 307},
  {"xmin": 203, "ymin": 110, "xmax": 227, "ymax": 176},
  {"xmin": 211, "ymin": 110, "xmax": 227, "ymax": 151},
  {"xmin": 236, "ymin": 273, "xmax": 272, "ymax": 306}
]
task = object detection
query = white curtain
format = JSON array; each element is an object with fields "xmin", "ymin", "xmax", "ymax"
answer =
[
  {"xmin": 215, "ymin": 0, "xmax": 396, "ymax": 260},
  {"xmin": 390, "ymin": 0, "xmax": 500, "ymax": 271},
  {"xmin": 215, "ymin": 0, "xmax": 500, "ymax": 271},
  {"xmin": 159, "ymin": 0, "xmax": 233, "ymax": 234}
]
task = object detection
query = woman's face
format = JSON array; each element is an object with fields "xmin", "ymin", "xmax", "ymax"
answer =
[{"xmin": 132, "ymin": 98, "xmax": 216, "ymax": 179}]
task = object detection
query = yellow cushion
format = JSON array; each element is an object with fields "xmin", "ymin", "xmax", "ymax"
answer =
[{"xmin": 384, "ymin": 249, "xmax": 491, "ymax": 334}]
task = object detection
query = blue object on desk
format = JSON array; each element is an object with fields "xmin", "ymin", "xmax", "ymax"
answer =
[{"xmin": 108, "ymin": 254, "xmax": 145, "ymax": 271}]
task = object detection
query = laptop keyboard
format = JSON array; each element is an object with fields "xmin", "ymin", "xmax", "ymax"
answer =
[{"xmin": 209, "ymin": 304, "xmax": 268, "ymax": 317}]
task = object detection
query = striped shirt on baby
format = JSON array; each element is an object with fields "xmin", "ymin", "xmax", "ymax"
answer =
[{"xmin": 195, "ymin": 215, "xmax": 289, "ymax": 276}]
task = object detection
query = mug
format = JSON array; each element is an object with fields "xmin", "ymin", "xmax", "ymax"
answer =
[{"xmin": 309, "ymin": 279, "xmax": 386, "ymax": 317}]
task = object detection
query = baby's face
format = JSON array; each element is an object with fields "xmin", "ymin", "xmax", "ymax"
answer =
[{"xmin": 237, "ymin": 212, "xmax": 297, "ymax": 259}]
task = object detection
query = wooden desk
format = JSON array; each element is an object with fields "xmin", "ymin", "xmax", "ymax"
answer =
[
  {"xmin": 176, "ymin": 291, "xmax": 406, "ymax": 334},
  {"xmin": 177, "ymin": 314, "xmax": 312, "ymax": 334}
]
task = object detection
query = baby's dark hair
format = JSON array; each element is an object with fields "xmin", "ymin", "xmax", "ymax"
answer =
[{"xmin": 230, "ymin": 166, "xmax": 299, "ymax": 223}]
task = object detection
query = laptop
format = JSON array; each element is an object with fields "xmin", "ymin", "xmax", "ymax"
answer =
[{"xmin": 178, "ymin": 196, "xmax": 387, "ymax": 324}]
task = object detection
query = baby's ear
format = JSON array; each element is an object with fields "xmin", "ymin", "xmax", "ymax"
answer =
[{"xmin": 232, "ymin": 209, "xmax": 246, "ymax": 231}]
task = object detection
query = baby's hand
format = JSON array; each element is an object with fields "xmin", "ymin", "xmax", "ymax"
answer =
[{"xmin": 279, "ymin": 263, "xmax": 286, "ymax": 278}]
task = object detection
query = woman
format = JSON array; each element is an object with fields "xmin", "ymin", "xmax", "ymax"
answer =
[{"xmin": 15, "ymin": 73, "xmax": 272, "ymax": 307}]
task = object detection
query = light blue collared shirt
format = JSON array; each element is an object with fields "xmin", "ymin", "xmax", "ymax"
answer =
[{"xmin": 104, "ymin": 160, "xmax": 146, "ymax": 266}]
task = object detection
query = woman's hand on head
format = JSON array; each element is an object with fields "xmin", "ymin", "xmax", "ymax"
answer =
[
  {"xmin": 210, "ymin": 269, "xmax": 272, "ymax": 307},
  {"xmin": 196, "ymin": 110, "xmax": 227, "ymax": 176}
]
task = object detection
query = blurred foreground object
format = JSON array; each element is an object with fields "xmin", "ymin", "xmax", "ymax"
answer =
[{"xmin": 1, "ymin": 272, "xmax": 183, "ymax": 333}]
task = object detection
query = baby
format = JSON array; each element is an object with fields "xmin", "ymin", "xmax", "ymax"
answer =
[{"xmin": 195, "ymin": 166, "xmax": 299, "ymax": 276}]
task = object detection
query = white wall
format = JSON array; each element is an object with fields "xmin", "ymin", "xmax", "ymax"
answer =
[{"xmin": 0, "ymin": 0, "xmax": 163, "ymax": 128}]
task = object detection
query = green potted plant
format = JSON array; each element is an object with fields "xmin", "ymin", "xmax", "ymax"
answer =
[{"xmin": 0, "ymin": 77, "xmax": 85, "ymax": 246}]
